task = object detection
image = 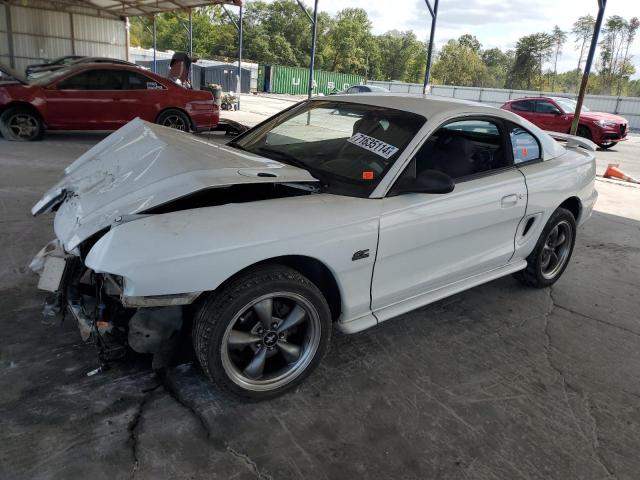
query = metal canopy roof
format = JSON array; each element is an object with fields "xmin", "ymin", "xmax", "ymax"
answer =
[{"xmin": 39, "ymin": 0, "xmax": 242, "ymax": 17}]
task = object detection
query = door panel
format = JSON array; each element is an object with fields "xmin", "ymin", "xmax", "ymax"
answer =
[
  {"xmin": 43, "ymin": 69, "xmax": 125, "ymax": 130},
  {"xmin": 534, "ymin": 100, "xmax": 570, "ymax": 132},
  {"xmin": 371, "ymin": 169, "xmax": 527, "ymax": 311},
  {"xmin": 115, "ymin": 71, "xmax": 166, "ymax": 123}
]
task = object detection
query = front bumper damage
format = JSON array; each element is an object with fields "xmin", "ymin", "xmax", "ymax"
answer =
[{"xmin": 31, "ymin": 239, "xmax": 191, "ymax": 366}]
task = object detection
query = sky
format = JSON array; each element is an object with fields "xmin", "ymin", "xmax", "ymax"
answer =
[{"xmin": 303, "ymin": 0, "xmax": 640, "ymax": 78}]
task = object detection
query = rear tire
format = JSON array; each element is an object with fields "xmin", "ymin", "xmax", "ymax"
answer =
[
  {"xmin": 156, "ymin": 109, "xmax": 191, "ymax": 132},
  {"xmin": 193, "ymin": 265, "xmax": 332, "ymax": 400},
  {"xmin": 0, "ymin": 106, "xmax": 44, "ymax": 141},
  {"xmin": 514, "ymin": 208, "xmax": 577, "ymax": 288}
]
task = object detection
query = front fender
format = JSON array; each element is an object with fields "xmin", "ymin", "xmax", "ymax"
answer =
[{"xmin": 85, "ymin": 194, "xmax": 381, "ymax": 323}]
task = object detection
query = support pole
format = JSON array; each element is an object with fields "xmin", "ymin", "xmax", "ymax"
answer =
[
  {"xmin": 152, "ymin": 14, "xmax": 157, "ymax": 73},
  {"xmin": 237, "ymin": 4, "xmax": 243, "ymax": 109},
  {"xmin": 423, "ymin": 0, "xmax": 438, "ymax": 94},
  {"xmin": 70, "ymin": 12, "xmax": 76, "ymax": 55},
  {"xmin": 5, "ymin": 3, "xmax": 15, "ymax": 69},
  {"xmin": 188, "ymin": 9, "xmax": 193, "ymax": 84},
  {"xmin": 571, "ymin": 0, "xmax": 606, "ymax": 135},
  {"xmin": 308, "ymin": 0, "xmax": 319, "ymax": 98}
]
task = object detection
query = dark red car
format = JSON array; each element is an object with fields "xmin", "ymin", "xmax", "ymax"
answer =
[
  {"xmin": 501, "ymin": 96, "xmax": 628, "ymax": 149},
  {"xmin": 0, "ymin": 63, "xmax": 219, "ymax": 141}
]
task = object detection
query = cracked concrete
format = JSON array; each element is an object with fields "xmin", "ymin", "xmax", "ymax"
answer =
[{"xmin": 1, "ymin": 134, "xmax": 640, "ymax": 479}]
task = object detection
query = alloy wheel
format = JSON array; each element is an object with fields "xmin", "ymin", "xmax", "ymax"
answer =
[
  {"xmin": 8, "ymin": 113, "xmax": 39, "ymax": 139},
  {"xmin": 161, "ymin": 115, "xmax": 187, "ymax": 131},
  {"xmin": 540, "ymin": 220, "xmax": 573, "ymax": 280},
  {"xmin": 220, "ymin": 292, "xmax": 322, "ymax": 392}
]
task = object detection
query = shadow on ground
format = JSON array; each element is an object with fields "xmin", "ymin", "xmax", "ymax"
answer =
[{"xmin": 1, "ymin": 209, "xmax": 639, "ymax": 480}]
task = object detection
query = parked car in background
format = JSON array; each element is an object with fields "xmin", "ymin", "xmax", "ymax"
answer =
[
  {"xmin": 30, "ymin": 94, "xmax": 596, "ymax": 399},
  {"xmin": 0, "ymin": 62, "xmax": 218, "ymax": 141},
  {"xmin": 25, "ymin": 55, "xmax": 84, "ymax": 78},
  {"xmin": 335, "ymin": 85, "xmax": 390, "ymax": 94},
  {"xmin": 501, "ymin": 96, "xmax": 629, "ymax": 149},
  {"xmin": 26, "ymin": 56, "xmax": 141, "ymax": 79}
]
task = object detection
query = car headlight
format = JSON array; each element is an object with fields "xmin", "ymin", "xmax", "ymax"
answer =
[{"xmin": 594, "ymin": 119, "xmax": 618, "ymax": 128}]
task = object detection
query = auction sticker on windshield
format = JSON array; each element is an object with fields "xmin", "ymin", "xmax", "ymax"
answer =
[{"xmin": 347, "ymin": 133, "xmax": 399, "ymax": 159}]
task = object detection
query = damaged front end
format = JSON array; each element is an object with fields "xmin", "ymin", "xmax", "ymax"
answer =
[
  {"xmin": 29, "ymin": 118, "xmax": 320, "ymax": 369},
  {"xmin": 31, "ymin": 239, "xmax": 185, "ymax": 365}
]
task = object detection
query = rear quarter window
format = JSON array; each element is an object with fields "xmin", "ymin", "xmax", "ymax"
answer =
[
  {"xmin": 509, "ymin": 126, "xmax": 541, "ymax": 163},
  {"xmin": 510, "ymin": 100, "xmax": 534, "ymax": 112}
]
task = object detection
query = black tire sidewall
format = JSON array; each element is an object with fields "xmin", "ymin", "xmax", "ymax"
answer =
[
  {"xmin": 194, "ymin": 266, "xmax": 332, "ymax": 399},
  {"xmin": 156, "ymin": 109, "xmax": 191, "ymax": 132},
  {"xmin": 530, "ymin": 208, "xmax": 577, "ymax": 287},
  {"xmin": 576, "ymin": 125, "xmax": 592, "ymax": 140},
  {"xmin": 0, "ymin": 107, "xmax": 43, "ymax": 141}
]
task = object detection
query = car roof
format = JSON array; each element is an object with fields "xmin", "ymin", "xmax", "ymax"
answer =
[
  {"xmin": 41, "ymin": 62, "xmax": 169, "ymax": 85},
  {"xmin": 322, "ymin": 93, "xmax": 500, "ymax": 118},
  {"xmin": 315, "ymin": 93, "xmax": 565, "ymax": 159},
  {"xmin": 74, "ymin": 57, "xmax": 133, "ymax": 64},
  {"xmin": 508, "ymin": 96, "xmax": 575, "ymax": 103}
]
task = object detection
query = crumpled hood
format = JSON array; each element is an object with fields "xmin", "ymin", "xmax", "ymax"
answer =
[{"xmin": 32, "ymin": 118, "xmax": 318, "ymax": 251}]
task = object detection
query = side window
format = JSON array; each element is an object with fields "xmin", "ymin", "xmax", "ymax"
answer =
[
  {"xmin": 509, "ymin": 124, "xmax": 541, "ymax": 164},
  {"xmin": 58, "ymin": 69, "xmax": 123, "ymax": 90},
  {"xmin": 126, "ymin": 72, "xmax": 163, "ymax": 90},
  {"xmin": 535, "ymin": 101, "xmax": 561, "ymax": 114},
  {"xmin": 511, "ymin": 100, "xmax": 534, "ymax": 112},
  {"xmin": 57, "ymin": 71, "xmax": 92, "ymax": 90},
  {"xmin": 408, "ymin": 119, "xmax": 509, "ymax": 181}
]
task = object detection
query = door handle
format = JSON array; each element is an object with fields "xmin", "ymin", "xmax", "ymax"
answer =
[{"xmin": 501, "ymin": 194, "xmax": 518, "ymax": 208}]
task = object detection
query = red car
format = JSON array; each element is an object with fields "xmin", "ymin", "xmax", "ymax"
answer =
[
  {"xmin": 501, "ymin": 96, "xmax": 628, "ymax": 149},
  {"xmin": 0, "ymin": 62, "xmax": 219, "ymax": 141}
]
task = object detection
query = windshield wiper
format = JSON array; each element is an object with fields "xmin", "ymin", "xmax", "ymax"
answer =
[
  {"xmin": 256, "ymin": 147, "xmax": 308, "ymax": 170},
  {"xmin": 256, "ymin": 146, "xmax": 331, "ymax": 187}
]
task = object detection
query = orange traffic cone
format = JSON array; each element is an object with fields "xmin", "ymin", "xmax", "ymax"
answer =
[{"xmin": 603, "ymin": 164, "xmax": 640, "ymax": 184}]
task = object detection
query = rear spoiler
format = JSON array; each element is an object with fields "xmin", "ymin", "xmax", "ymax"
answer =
[{"xmin": 545, "ymin": 131, "xmax": 597, "ymax": 152}]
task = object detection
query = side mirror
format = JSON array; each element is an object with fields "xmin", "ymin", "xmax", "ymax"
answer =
[
  {"xmin": 397, "ymin": 169, "xmax": 455, "ymax": 195},
  {"xmin": 553, "ymin": 109, "xmax": 562, "ymax": 115}
]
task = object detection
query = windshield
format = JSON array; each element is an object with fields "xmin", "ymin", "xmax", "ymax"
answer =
[
  {"xmin": 554, "ymin": 98, "xmax": 590, "ymax": 114},
  {"xmin": 29, "ymin": 68, "xmax": 72, "ymax": 86},
  {"xmin": 230, "ymin": 100, "xmax": 426, "ymax": 197}
]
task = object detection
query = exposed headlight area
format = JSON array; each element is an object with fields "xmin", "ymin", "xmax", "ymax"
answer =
[{"xmin": 594, "ymin": 119, "xmax": 619, "ymax": 128}]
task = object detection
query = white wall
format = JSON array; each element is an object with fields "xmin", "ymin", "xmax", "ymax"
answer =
[
  {"xmin": 0, "ymin": 3, "xmax": 126, "ymax": 75},
  {"xmin": 368, "ymin": 80, "xmax": 640, "ymax": 131}
]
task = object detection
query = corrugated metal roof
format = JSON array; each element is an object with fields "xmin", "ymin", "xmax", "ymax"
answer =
[
  {"xmin": 80, "ymin": 0, "xmax": 241, "ymax": 16},
  {"xmin": 3, "ymin": 0, "xmax": 242, "ymax": 18}
]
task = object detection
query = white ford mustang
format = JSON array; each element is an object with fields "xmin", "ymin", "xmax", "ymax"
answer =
[{"xmin": 31, "ymin": 94, "xmax": 597, "ymax": 399}]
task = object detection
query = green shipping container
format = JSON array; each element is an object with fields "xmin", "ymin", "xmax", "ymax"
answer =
[{"xmin": 259, "ymin": 64, "xmax": 363, "ymax": 95}]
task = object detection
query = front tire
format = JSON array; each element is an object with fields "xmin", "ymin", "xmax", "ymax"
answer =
[
  {"xmin": 0, "ymin": 106, "xmax": 44, "ymax": 141},
  {"xmin": 598, "ymin": 141, "xmax": 617, "ymax": 150},
  {"xmin": 514, "ymin": 208, "xmax": 577, "ymax": 288},
  {"xmin": 576, "ymin": 125, "xmax": 592, "ymax": 141},
  {"xmin": 193, "ymin": 265, "xmax": 332, "ymax": 399}
]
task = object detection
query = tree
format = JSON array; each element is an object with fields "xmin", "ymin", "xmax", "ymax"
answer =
[
  {"xmin": 550, "ymin": 26, "xmax": 567, "ymax": 91},
  {"xmin": 572, "ymin": 15, "xmax": 595, "ymax": 71},
  {"xmin": 482, "ymin": 48, "xmax": 514, "ymax": 88},
  {"xmin": 431, "ymin": 36, "xmax": 489, "ymax": 86},
  {"xmin": 598, "ymin": 15, "xmax": 628, "ymax": 94},
  {"xmin": 508, "ymin": 33, "xmax": 554, "ymax": 90},
  {"xmin": 374, "ymin": 30, "xmax": 426, "ymax": 82},
  {"xmin": 617, "ymin": 17, "xmax": 639, "ymax": 95},
  {"xmin": 458, "ymin": 34, "xmax": 481, "ymax": 52},
  {"xmin": 325, "ymin": 8, "xmax": 374, "ymax": 76}
]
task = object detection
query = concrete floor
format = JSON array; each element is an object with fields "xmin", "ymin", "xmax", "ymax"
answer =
[{"xmin": 1, "ymin": 131, "xmax": 640, "ymax": 480}]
